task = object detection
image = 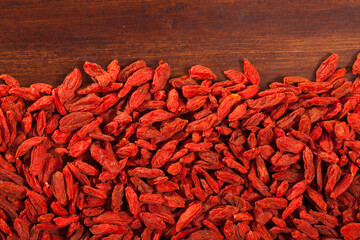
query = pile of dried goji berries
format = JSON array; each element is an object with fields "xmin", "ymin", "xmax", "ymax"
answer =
[{"xmin": 0, "ymin": 52, "xmax": 360, "ymax": 240}]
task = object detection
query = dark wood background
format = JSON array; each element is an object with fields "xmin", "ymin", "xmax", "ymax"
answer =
[{"xmin": 1, "ymin": 0, "xmax": 360, "ymax": 89}]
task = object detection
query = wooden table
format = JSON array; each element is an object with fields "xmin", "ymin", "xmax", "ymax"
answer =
[{"xmin": 0, "ymin": 0, "xmax": 360, "ymax": 89}]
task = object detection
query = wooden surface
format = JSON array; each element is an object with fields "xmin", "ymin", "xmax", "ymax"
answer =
[{"xmin": 1, "ymin": 0, "xmax": 360, "ymax": 89}]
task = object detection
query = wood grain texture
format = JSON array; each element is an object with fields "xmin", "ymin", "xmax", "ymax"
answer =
[{"xmin": 0, "ymin": 0, "xmax": 360, "ymax": 89}]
